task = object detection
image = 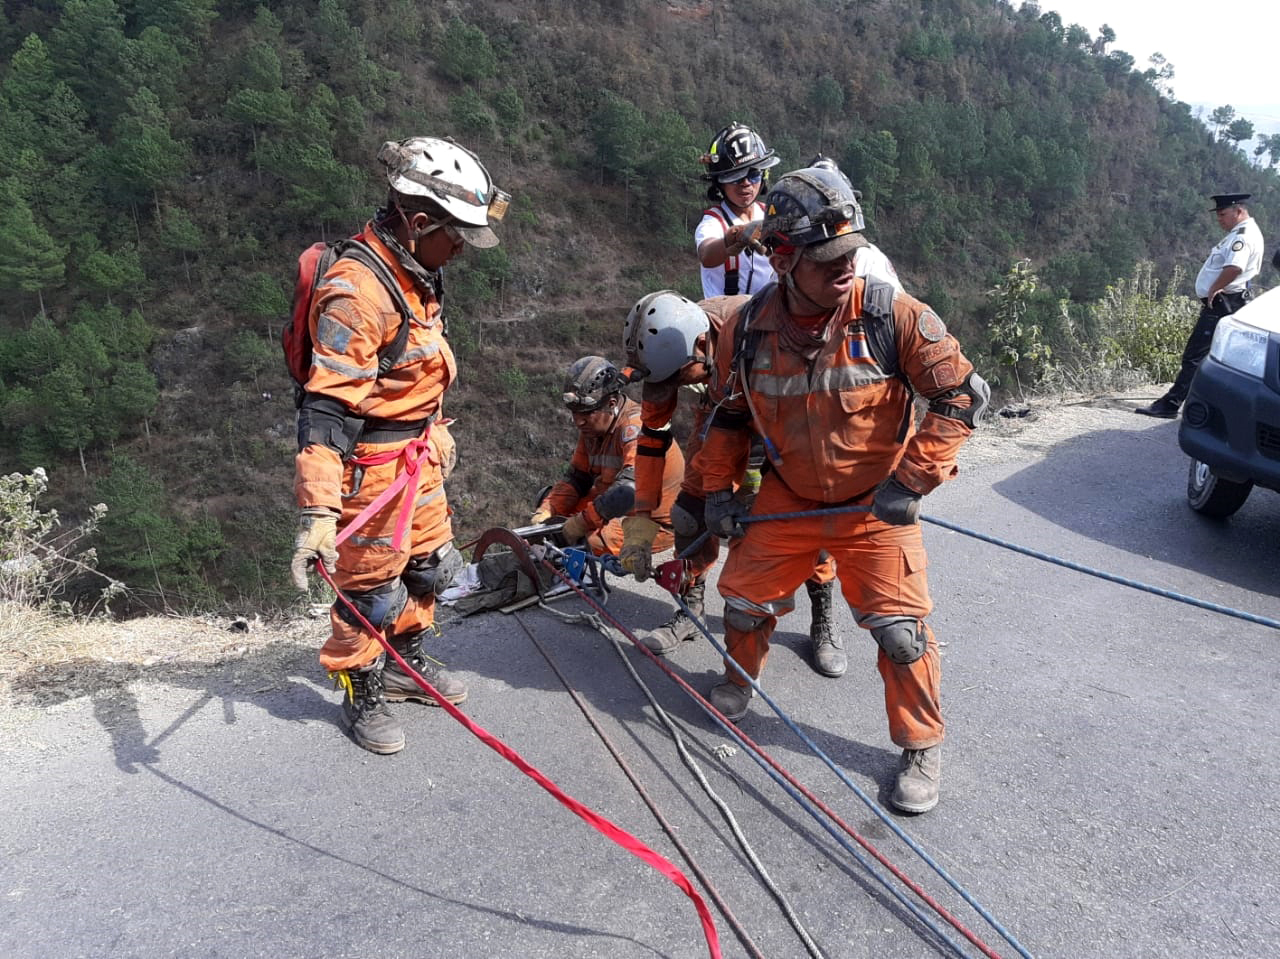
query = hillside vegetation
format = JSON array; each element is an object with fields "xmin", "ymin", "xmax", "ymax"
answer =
[{"xmin": 0, "ymin": 0, "xmax": 1276, "ymax": 614}]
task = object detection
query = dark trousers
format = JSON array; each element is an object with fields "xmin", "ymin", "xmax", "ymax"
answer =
[{"xmin": 1166, "ymin": 290, "xmax": 1250, "ymax": 405}]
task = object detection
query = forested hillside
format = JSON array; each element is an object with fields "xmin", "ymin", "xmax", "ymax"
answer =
[{"xmin": 1, "ymin": 0, "xmax": 1276, "ymax": 613}]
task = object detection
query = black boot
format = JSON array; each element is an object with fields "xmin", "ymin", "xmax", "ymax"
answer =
[
  {"xmin": 383, "ymin": 631, "xmax": 468, "ymax": 706},
  {"xmin": 807, "ymin": 580, "xmax": 845, "ymax": 678},
  {"xmin": 637, "ymin": 580, "xmax": 705, "ymax": 655},
  {"xmin": 334, "ymin": 654, "xmax": 405, "ymax": 755}
]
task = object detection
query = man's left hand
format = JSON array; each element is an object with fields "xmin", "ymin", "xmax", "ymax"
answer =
[{"xmin": 871, "ymin": 475, "xmax": 922, "ymax": 526}]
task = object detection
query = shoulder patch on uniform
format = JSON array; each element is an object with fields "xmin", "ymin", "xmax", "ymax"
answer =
[
  {"xmin": 1231, "ymin": 240, "xmax": 1244, "ymax": 252},
  {"xmin": 917, "ymin": 309, "xmax": 947, "ymax": 342},
  {"xmin": 622, "ymin": 423, "xmax": 640, "ymax": 443}
]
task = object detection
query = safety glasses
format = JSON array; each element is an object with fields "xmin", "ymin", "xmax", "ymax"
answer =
[
  {"xmin": 721, "ymin": 168, "xmax": 763, "ymax": 185},
  {"xmin": 419, "ymin": 220, "xmax": 463, "ymax": 243}
]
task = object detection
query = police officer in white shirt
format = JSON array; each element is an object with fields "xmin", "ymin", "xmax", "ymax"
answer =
[{"xmin": 1137, "ymin": 192, "xmax": 1264, "ymax": 418}]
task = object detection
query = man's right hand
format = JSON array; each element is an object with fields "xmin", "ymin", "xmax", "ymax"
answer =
[
  {"xmin": 290, "ymin": 508, "xmax": 339, "ymax": 590},
  {"xmin": 529, "ymin": 506, "xmax": 553, "ymax": 525},
  {"xmin": 705, "ymin": 489, "xmax": 748, "ymax": 539}
]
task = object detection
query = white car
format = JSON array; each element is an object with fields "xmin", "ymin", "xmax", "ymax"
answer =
[{"xmin": 1178, "ymin": 286, "xmax": 1280, "ymax": 517}]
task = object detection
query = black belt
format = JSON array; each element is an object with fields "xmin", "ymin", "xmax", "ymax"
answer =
[{"xmin": 360, "ymin": 411, "xmax": 437, "ymax": 445}]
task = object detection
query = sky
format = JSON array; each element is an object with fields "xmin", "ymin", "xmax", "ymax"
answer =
[{"xmin": 1019, "ymin": 0, "xmax": 1280, "ymax": 137}]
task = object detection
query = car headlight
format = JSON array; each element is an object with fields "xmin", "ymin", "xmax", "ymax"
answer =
[{"xmin": 1209, "ymin": 315, "xmax": 1269, "ymax": 379}]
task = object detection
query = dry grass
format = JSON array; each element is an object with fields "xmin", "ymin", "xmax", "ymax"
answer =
[{"xmin": 0, "ymin": 600, "xmax": 321, "ymax": 711}]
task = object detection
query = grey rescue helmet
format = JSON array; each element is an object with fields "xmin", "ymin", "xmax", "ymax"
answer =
[
  {"xmin": 760, "ymin": 165, "xmax": 868, "ymax": 261},
  {"xmin": 562, "ymin": 356, "xmax": 626, "ymax": 413},
  {"xmin": 623, "ymin": 291, "xmax": 709, "ymax": 384}
]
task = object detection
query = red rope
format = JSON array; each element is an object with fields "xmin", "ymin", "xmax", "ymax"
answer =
[
  {"xmin": 542, "ymin": 559, "xmax": 1007, "ymax": 959},
  {"xmin": 315, "ymin": 562, "xmax": 722, "ymax": 958}
]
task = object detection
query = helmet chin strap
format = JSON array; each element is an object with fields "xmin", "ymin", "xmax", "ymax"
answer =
[{"xmin": 780, "ymin": 249, "xmax": 830, "ymax": 315}]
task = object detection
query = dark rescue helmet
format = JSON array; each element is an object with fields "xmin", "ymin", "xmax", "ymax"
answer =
[
  {"xmin": 700, "ymin": 123, "xmax": 780, "ymax": 202},
  {"xmin": 759, "ymin": 165, "xmax": 867, "ymax": 262},
  {"xmin": 562, "ymin": 355, "xmax": 625, "ymax": 413}
]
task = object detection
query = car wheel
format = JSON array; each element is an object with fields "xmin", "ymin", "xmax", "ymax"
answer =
[{"xmin": 1186, "ymin": 458, "xmax": 1253, "ymax": 518}]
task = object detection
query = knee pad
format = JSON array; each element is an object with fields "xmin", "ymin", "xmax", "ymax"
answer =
[
  {"xmin": 870, "ymin": 617, "xmax": 926, "ymax": 664},
  {"xmin": 671, "ymin": 491, "xmax": 706, "ymax": 539},
  {"xmin": 335, "ymin": 579, "xmax": 408, "ymax": 633},
  {"xmin": 724, "ymin": 605, "xmax": 771, "ymax": 633},
  {"xmin": 402, "ymin": 542, "xmax": 465, "ymax": 598}
]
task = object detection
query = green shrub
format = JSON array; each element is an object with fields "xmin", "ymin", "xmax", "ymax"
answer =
[{"xmin": 1093, "ymin": 262, "xmax": 1197, "ymax": 384}]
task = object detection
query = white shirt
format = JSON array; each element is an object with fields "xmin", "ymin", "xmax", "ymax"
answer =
[
  {"xmin": 694, "ymin": 202, "xmax": 774, "ymax": 298},
  {"xmin": 855, "ymin": 243, "xmax": 903, "ymax": 292},
  {"xmin": 1195, "ymin": 215, "xmax": 1264, "ymax": 297}
]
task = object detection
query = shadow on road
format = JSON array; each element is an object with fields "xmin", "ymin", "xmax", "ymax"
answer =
[{"xmin": 991, "ymin": 422, "xmax": 1280, "ymax": 597}]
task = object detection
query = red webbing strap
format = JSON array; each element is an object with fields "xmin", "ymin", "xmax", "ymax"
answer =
[
  {"xmin": 334, "ymin": 429, "xmax": 433, "ymax": 552},
  {"xmin": 703, "ymin": 206, "xmax": 740, "ymax": 275},
  {"xmin": 317, "ymin": 564, "xmax": 722, "ymax": 958}
]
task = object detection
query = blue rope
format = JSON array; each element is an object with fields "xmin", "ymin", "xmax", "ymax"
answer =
[
  {"xmin": 683, "ymin": 662, "xmax": 979, "ymax": 959},
  {"xmin": 921, "ymin": 515, "xmax": 1280, "ymax": 631},
  {"xmin": 672, "ymin": 590, "xmax": 1032, "ymax": 959},
  {"xmin": 546, "ymin": 555, "xmax": 980, "ymax": 958}
]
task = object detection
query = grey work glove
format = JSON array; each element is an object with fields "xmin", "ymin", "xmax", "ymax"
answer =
[
  {"xmin": 871, "ymin": 475, "xmax": 922, "ymax": 526},
  {"xmin": 290, "ymin": 508, "xmax": 339, "ymax": 589},
  {"xmin": 705, "ymin": 489, "xmax": 748, "ymax": 539}
]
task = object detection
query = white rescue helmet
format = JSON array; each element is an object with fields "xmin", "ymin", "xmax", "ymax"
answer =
[
  {"xmin": 623, "ymin": 290, "xmax": 709, "ymax": 384},
  {"xmin": 376, "ymin": 136, "xmax": 510, "ymax": 248}
]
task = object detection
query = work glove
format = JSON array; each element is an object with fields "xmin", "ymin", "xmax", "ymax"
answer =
[
  {"xmin": 560, "ymin": 512, "xmax": 590, "ymax": 544},
  {"xmin": 529, "ymin": 505, "xmax": 553, "ymax": 525},
  {"xmin": 737, "ymin": 466, "xmax": 763, "ymax": 510},
  {"xmin": 619, "ymin": 515, "xmax": 661, "ymax": 581},
  {"xmin": 705, "ymin": 489, "xmax": 748, "ymax": 539},
  {"xmin": 290, "ymin": 508, "xmax": 339, "ymax": 590},
  {"xmin": 871, "ymin": 475, "xmax": 922, "ymax": 526}
]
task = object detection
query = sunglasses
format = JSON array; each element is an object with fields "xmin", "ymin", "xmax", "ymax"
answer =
[{"xmin": 722, "ymin": 168, "xmax": 764, "ymax": 186}]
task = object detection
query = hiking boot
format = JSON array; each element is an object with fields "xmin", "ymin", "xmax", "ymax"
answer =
[
  {"xmin": 807, "ymin": 580, "xmax": 845, "ymax": 678},
  {"xmin": 335, "ymin": 655, "xmax": 405, "ymax": 755},
  {"xmin": 637, "ymin": 581, "xmax": 705, "ymax": 655},
  {"xmin": 708, "ymin": 680, "xmax": 753, "ymax": 722},
  {"xmin": 1134, "ymin": 397, "xmax": 1179, "ymax": 419},
  {"xmin": 383, "ymin": 632, "xmax": 468, "ymax": 706},
  {"xmin": 891, "ymin": 745, "xmax": 941, "ymax": 813}
]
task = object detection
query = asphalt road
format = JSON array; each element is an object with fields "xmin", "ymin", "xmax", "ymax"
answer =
[{"xmin": 3, "ymin": 401, "xmax": 1278, "ymax": 959}]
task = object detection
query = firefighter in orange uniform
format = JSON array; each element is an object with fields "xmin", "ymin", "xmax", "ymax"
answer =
[
  {"xmin": 290, "ymin": 136, "xmax": 508, "ymax": 756},
  {"xmin": 617, "ymin": 292, "xmax": 842, "ymax": 675},
  {"xmin": 694, "ymin": 165, "xmax": 989, "ymax": 813},
  {"xmin": 531, "ymin": 356, "xmax": 681, "ymax": 558}
]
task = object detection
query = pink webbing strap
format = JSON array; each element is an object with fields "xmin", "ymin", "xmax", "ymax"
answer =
[
  {"xmin": 317, "ymin": 564, "xmax": 722, "ymax": 958},
  {"xmin": 334, "ymin": 428, "xmax": 434, "ymax": 552}
]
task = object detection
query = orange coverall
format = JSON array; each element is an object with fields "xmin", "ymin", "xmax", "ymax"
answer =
[
  {"xmin": 694, "ymin": 278, "xmax": 975, "ymax": 749},
  {"xmin": 294, "ymin": 225, "xmax": 457, "ymax": 672},
  {"xmin": 539, "ymin": 396, "xmax": 681, "ymax": 556},
  {"xmin": 635, "ymin": 297, "xmax": 835, "ymax": 584}
]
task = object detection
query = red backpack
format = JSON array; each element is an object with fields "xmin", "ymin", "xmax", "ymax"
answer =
[{"xmin": 282, "ymin": 236, "xmax": 414, "ymax": 402}]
